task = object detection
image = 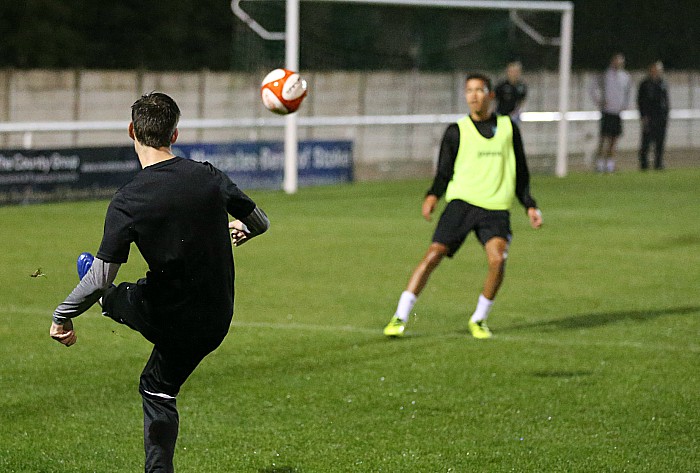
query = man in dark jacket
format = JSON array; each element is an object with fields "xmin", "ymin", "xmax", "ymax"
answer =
[{"xmin": 637, "ymin": 61, "xmax": 670, "ymax": 170}]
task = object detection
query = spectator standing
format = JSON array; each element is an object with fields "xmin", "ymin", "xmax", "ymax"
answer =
[
  {"xmin": 637, "ymin": 61, "xmax": 670, "ymax": 170},
  {"xmin": 590, "ymin": 53, "xmax": 632, "ymax": 173},
  {"xmin": 495, "ymin": 61, "xmax": 528, "ymax": 123}
]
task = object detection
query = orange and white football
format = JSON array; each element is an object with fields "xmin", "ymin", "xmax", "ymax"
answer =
[{"xmin": 260, "ymin": 68, "xmax": 308, "ymax": 115}]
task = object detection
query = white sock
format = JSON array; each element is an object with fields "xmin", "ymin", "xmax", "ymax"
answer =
[
  {"xmin": 470, "ymin": 294, "xmax": 494, "ymax": 323},
  {"xmin": 606, "ymin": 159, "xmax": 615, "ymax": 172},
  {"xmin": 394, "ymin": 291, "xmax": 417, "ymax": 322}
]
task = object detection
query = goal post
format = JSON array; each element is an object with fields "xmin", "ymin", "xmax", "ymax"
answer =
[
  {"xmin": 233, "ymin": 0, "xmax": 574, "ymax": 193},
  {"xmin": 284, "ymin": 0, "xmax": 300, "ymax": 194}
]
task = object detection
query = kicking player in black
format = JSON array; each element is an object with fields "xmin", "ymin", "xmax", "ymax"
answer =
[
  {"xmin": 49, "ymin": 92, "xmax": 269, "ymax": 472},
  {"xmin": 383, "ymin": 73, "xmax": 542, "ymax": 340}
]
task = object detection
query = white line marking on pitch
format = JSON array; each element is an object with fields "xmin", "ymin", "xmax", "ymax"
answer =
[
  {"xmin": 231, "ymin": 320, "xmax": 699, "ymax": 353},
  {"xmin": 5, "ymin": 306, "xmax": 698, "ymax": 353},
  {"xmin": 232, "ymin": 320, "xmax": 379, "ymax": 335}
]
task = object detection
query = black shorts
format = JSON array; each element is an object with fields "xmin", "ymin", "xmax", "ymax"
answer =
[
  {"xmin": 432, "ymin": 200, "xmax": 512, "ymax": 257},
  {"xmin": 600, "ymin": 112, "xmax": 623, "ymax": 137}
]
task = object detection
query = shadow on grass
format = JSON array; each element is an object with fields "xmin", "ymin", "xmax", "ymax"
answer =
[
  {"xmin": 644, "ymin": 233, "xmax": 700, "ymax": 250},
  {"xmin": 258, "ymin": 467, "xmax": 300, "ymax": 473},
  {"xmin": 532, "ymin": 370, "xmax": 593, "ymax": 378},
  {"xmin": 501, "ymin": 305, "xmax": 700, "ymax": 333}
]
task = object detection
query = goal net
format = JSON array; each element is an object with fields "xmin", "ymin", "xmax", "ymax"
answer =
[{"xmin": 230, "ymin": 0, "xmax": 574, "ymax": 190}]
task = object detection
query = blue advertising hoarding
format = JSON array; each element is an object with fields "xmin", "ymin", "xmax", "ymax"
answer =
[
  {"xmin": 0, "ymin": 146, "xmax": 140, "ymax": 205},
  {"xmin": 0, "ymin": 140, "xmax": 353, "ymax": 205},
  {"xmin": 172, "ymin": 140, "xmax": 353, "ymax": 189}
]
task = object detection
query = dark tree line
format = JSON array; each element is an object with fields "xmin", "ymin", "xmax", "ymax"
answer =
[
  {"xmin": 1, "ymin": 1, "xmax": 698, "ymax": 71},
  {"xmin": 0, "ymin": 0, "xmax": 234, "ymax": 69}
]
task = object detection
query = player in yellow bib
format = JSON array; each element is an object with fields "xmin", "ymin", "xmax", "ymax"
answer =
[{"xmin": 384, "ymin": 73, "xmax": 543, "ymax": 339}]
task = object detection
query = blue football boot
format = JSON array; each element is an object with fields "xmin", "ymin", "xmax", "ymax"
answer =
[{"xmin": 77, "ymin": 252, "xmax": 94, "ymax": 280}]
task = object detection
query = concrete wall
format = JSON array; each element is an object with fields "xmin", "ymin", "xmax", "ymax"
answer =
[{"xmin": 1, "ymin": 68, "xmax": 698, "ymax": 176}]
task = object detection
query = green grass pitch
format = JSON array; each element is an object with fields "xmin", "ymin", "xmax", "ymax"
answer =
[{"xmin": 1, "ymin": 169, "xmax": 699, "ymax": 472}]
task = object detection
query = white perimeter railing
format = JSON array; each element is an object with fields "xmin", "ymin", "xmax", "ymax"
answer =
[{"xmin": 1, "ymin": 108, "xmax": 699, "ymax": 169}]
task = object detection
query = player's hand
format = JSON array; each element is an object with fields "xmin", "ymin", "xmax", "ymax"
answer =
[
  {"xmin": 50, "ymin": 319, "xmax": 77, "ymax": 347},
  {"xmin": 422, "ymin": 195, "xmax": 439, "ymax": 222},
  {"xmin": 528, "ymin": 207, "xmax": 543, "ymax": 229},
  {"xmin": 229, "ymin": 220, "xmax": 250, "ymax": 246}
]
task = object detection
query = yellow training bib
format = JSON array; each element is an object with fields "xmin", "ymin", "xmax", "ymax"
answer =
[{"xmin": 445, "ymin": 115, "xmax": 516, "ymax": 210}]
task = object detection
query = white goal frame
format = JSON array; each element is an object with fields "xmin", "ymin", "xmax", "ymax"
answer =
[{"xmin": 235, "ymin": 0, "xmax": 574, "ymax": 193}]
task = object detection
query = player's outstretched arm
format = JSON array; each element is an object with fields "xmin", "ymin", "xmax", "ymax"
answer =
[{"xmin": 50, "ymin": 258, "xmax": 120, "ymax": 347}]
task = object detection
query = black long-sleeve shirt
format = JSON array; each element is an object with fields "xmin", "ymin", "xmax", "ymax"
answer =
[
  {"xmin": 495, "ymin": 80, "xmax": 528, "ymax": 116},
  {"xmin": 637, "ymin": 77, "xmax": 669, "ymax": 120},
  {"xmin": 53, "ymin": 158, "xmax": 270, "ymax": 327},
  {"xmin": 426, "ymin": 115, "xmax": 537, "ymax": 211}
]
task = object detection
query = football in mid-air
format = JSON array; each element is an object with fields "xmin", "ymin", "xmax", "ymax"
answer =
[{"xmin": 260, "ymin": 68, "xmax": 308, "ymax": 115}]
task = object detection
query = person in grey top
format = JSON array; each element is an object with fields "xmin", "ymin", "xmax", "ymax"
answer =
[{"xmin": 590, "ymin": 53, "xmax": 632, "ymax": 173}]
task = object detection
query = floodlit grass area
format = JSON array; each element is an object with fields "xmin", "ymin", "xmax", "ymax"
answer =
[{"xmin": 1, "ymin": 169, "xmax": 699, "ymax": 472}]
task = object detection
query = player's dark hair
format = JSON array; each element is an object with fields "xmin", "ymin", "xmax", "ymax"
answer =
[
  {"xmin": 465, "ymin": 73, "xmax": 493, "ymax": 92},
  {"xmin": 131, "ymin": 92, "xmax": 181, "ymax": 148}
]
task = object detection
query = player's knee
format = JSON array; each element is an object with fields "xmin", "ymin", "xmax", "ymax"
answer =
[
  {"xmin": 487, "ymin": 251, "xmax": 507, "ymax": 270},
  {"xmin": 139, "ymin": 369, "xmax": 178, "ymax": 400},
  {"xmin": 425, "ymin": 245, "xmax": 447, "ymax": 267}
]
